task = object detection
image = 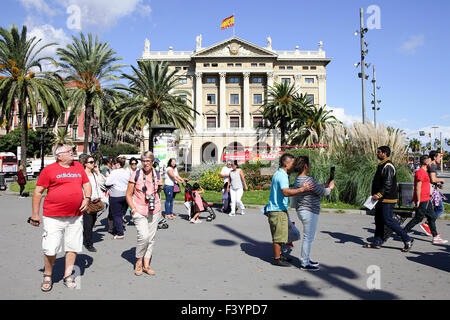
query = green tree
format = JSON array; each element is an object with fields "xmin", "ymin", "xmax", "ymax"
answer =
[
  {"xmin": 57, "ymin": 32, "xmax": 124, "ymax": 153},
  {"xmin": 0, "ymin": 127, "xmax": 54, "ymax": 157},
  {"xmin": 288, "ymin": 104, "xmax": 339, "ymax": 145},
  {"xmin": 408, "ymin": 138, "xmax": 421, "ymax": 153},
  {"xmin": 0, "ymin": 25, "xmax": 65, "ymax": 165},
  {"xmin": 260, "ymin": 82, "xmax": 307, "ymax": 149},
  {"xmin": 114, "ymin": 60, "xmax": 196, "ymax": 151}
]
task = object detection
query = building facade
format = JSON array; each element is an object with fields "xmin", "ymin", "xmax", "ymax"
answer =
[{"xmin": 140, "ymin": 35, "xmax": 331, "ymax": 166}]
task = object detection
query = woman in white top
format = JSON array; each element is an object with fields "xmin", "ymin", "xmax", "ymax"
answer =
[
  {"xmin": 82, "ymin": 156, "xmax": 106, "ymax": 252},
  {"xmin": 163, "ymin": 158, "xmax": 185, "ymax": 220},
  {"xmin": 226, "ymin": 160, "xmax": 248, "ymax": 216},
  {"xmin": 105, "ymin": 157, "xmax": 131, "ymax": 239}
]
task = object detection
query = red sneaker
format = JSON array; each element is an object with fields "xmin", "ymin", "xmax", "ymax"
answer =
[{"xmin": 419, "ymin": 223, "xmax": 432, "ymax": 237}]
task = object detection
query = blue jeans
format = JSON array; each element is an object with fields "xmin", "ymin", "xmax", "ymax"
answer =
[
  {"xmin": 164, "ymin": 185, "xmax": 174, "ymax": 216},
  {"xmin": 296, "ymin": 209, "xmax": 319, "ymax": 267},
  {"xmin": 434, "ymin": 198, "xmax": 444, "ymax": 220},
  {"xmin": 373, "ymin": 202, "xmax": 411, "ymax": 246}
]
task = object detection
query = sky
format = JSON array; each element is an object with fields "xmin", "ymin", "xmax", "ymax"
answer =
[{"xmin": 2, "ymin": 0, "xmax": 449, "ymax": 150}]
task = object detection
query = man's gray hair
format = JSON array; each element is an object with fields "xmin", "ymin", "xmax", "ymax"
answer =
[{"xmin": 53, "ymin": 143, "xmax": 70, "ymax": 157}]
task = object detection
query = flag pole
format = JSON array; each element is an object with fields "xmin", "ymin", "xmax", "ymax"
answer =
[{"xmin": 233, "ymin": 13, "xmax": 235, "ymax": 36}]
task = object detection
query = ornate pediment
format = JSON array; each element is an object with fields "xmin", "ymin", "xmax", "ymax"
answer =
[{"xmin": 192, "ymin": 36, "xmax": 277, "ymax": 58}]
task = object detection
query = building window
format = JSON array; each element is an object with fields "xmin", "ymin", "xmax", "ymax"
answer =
[
  {"xmin": 229, "ymin": 77, "xmax": 240, "ymax": 84},
  {"xmin": 207, "ymin": 94, "xmax": 216, "ymax": 105},
  {"xmin": 205, "ymin": 77, "xmax": 216, "ymax": 83},
  {"xmin": 230, "ymin": 94, "xmax": 239, "ymax": 105},
  {"xmin": 253, "ymin": 116, "xmax": 263, "ymax": 128},
  {"xmin": 207, "ymin": 117, "xmax": 217, "ymax": 128},
  {"xmin": 305, "ymin": 77, "xmax": 315, "ymax": 84},
  {"xmin": 227, "ymin": 63, "xmax": 234, "ymax": 67},
  {"xmin": 253, "ymin": 94, "xmax": 263, "ymax": 105},
  {"xmin": 251, "ymin": 63, "xmax": 257, "ymax": 67},
  {"xmin": 178, "ymin": 78, "xmax": 187, "ymax": 84},
  {"xmin": 305, "ymin": 94, "xmax": 314, "ymax": 105},
  {"xmin": 235, "ymin": 63, "xmax": 242, "ymax": 67},
  {"xmin": 203, "ymin": 63, "xmax": 210, "ymax": 67},
  {"xmin": 37, "ymin": 114, "xmax": 42, "ymax": 127},
  {"xmin": 259, "ymin": 63, "xmax": 266, "ymax": 67},
  {"xmin": 72, "ymin": 125, "xmax": 78, "ymax": 140},
  {"xmin": 310, "ymin": 66, "xmax": 317, "ymax": 70},
  {"xmin": 179, "ymin": 94, "xmax": 188, "ymax": 103},
  {"xmin": 211, "ymin": 63, "xmax": 218, "ymax": 67},
  {"xmin": 230, "ymin": 116, "xmax": 240, "ymax": 128},
  {"xmin": 251, "ymin": 77, "xmax": 263, "ymax": 83},
  {"xmin": 287, "ymin": 66, "xmax": 293, "ymax": 70},
  {"xmin": 175, "ymin": 67, "xmax": 181, "ymax": 71},
  {"xmin": 281, "ymin": 78, "xmax": 291, "ymax": 85},
  {"xmin": 303, "ymin": 66, "xmax": 309, "ymax": 70},
  {"xmin": 279, "ymin": 66, "xmax": 285, "ymax": 70},
  {"xmin": 183, "ymin": 66, "xmax": 190, "ymax": 70}
]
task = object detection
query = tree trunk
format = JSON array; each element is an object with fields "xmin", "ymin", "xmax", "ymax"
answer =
[
  {"xmin": 280, "ymin": 117, "xmax": 286, "ymax": 151},
  {"xmin": 148, "ymin": 111, "xmax": 154, "ymax": 152},
  {"xmin": 83, "ymin": 102, "xmax": 91, "ymax": 154},
  {"xmin": 19, "ymin": 100, "xmax": 28, "ymax": 167}
]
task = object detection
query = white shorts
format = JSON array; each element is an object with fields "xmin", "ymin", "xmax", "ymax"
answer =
[{"xmin": 42, "ymin": 216, "xmax": 83, "ymax": 256}]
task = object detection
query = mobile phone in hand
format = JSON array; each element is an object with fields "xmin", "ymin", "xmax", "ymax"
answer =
[{"xmin": 328, "ymin": 166, "xmax": 335, "ymax": 184}]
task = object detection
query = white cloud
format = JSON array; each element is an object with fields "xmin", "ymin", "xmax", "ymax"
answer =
[
  {"xmin": 403, "ymin": 126, "xmax": 450, "ymax": 151},
  {"xmin": 55, "ymin": 0, "xmax": 152, "ymax": 30},
  {"xmin": 441, "ymin": 114, "xmax": 450, "ymax": 121},
  {"xmin": 398, "ymin": 34, "xmax": 425, "ymax": 55},
  {"xmin": 19, "ymin": 0, "xmax": 58, "ymax": 16},
  {"xmin": 325, "ymin": 106, "xmax": 361, "ymax": 126},
  {"xmin": 386, "ymin": 118, "xmax": 408, "ymax": 126}
]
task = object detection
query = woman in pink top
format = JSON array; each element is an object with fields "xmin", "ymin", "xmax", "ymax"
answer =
[{"xmin": 126, "ymin": 151, "xmax": 162, "ymax": 276}]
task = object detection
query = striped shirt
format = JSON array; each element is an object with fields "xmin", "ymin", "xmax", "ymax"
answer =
[{"xmin": 293, "ymin": 175, "xmax": 330, "ymax": 215}]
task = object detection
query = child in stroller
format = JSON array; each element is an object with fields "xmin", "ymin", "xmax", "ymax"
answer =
[{"xmin": 184, "ymin": 183, "xmax": 216, "ymax": 223}]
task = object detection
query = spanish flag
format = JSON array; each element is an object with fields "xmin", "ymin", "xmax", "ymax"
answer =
[{"xmin": 221, "ymin": 15, "xmax": 234, "ymax": 30}]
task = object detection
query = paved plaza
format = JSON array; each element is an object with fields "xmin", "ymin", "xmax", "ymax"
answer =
[{"xmin": 0, "ymin": 190, "xmax": 448, "ymax": 300}]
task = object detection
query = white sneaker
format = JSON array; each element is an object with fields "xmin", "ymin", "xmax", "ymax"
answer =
[
  {"xmin": 241, "ymin": 210, "xmax": 246, "ymax": 215},
  {"xmin": 433, "ymin": 235, "xmax": 448, "ymax": 244},
  {"xmin": 229, "ymin": 213, "xmax": 236, "ymax": 217},
  {"xmin": 190, "ymin": 218, "xmax": 195, "ymax": 223},
  {"xmin": 194, "ymin": 219, "xmax": 202, "ymax": 224}
]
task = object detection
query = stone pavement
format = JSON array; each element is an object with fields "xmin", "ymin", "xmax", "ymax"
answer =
[{"xmin": 0, "ymin": 192, "xmax": 449, "ymax": 300}]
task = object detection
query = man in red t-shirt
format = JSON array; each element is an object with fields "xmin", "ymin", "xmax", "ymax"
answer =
[
  {"xmin": 403, "ymin": 155, "xmax": 448, "ymax": 244},
  {"xmin": 30, "ymin": 143, "xmax": 92, "ymax": 292}
]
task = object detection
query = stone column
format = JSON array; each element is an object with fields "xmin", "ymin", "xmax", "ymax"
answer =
[
  {"xmin": 195, "ymin": 71, "xmax": 203, "ymax": 132},
  {"xmin": 294, "ymin": 74, "xmax": 302, "ymax": 94},
  {"xmin": 219, "ymin": 72, "xmax": 227, "ymax": 129},
  {"xmin": 267, "ymin": 72, "xmax": 274, "ymax": 89},
  {"xmin": 318, "ymin": 74, "xmax": 326, "ymax": 106},
  {"xmin": 243, "ymin": 72, "xmax": 250, "ymax": 129}
]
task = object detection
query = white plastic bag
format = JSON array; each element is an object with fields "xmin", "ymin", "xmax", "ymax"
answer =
[{"xmin": 287, "ymin": 215, "xmax": 300, "ymax": 242}]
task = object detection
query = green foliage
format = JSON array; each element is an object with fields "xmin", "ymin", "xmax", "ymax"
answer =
[
  {"xmin": 97, "ymin": 143, "xmax": 139, "ymax": 158},
  {"xmin": 0, "ymin": 128, "xmax": 55, "ymax": 157},
  {"xmin": 189, "ymin": 161, "xmax": 222, "ymax": 181},
  {"xmin": 198, "ymin": 167, "xmax": 224, "ymax": 192}
]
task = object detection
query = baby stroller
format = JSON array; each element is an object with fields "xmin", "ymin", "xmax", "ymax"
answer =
[{"xmin": 184, "ymin": 183, "xmax": 216, "ymax": 222}]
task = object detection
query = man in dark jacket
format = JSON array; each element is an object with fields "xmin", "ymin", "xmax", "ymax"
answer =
[{"xmin": 364, "ymin": 146, "xmax": 413, "ymax": 252}]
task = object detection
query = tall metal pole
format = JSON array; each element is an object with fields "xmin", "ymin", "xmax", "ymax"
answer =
[
  {"xmin": 440, "ymin": 132, "xmax": 443, "ymax": 173},
  {"xmin": 360, "ymin": 8, "xmax": 366, "ymax": 124},
  {"xmin": 372, "ymin": 65, "xmax": 377, "ymax": 128}
]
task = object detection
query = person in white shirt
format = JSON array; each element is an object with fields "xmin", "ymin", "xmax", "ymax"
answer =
[
  {"xmin": 219, "ymin": 160, "xmax": 233, "ymax": 213},
  {"xmin": 163, "ymin": 158, "xmax": 185, "ymax": 219},
  {"xmin": 105, "ymin": 157, "xmax": 131, "ymax": 239}
]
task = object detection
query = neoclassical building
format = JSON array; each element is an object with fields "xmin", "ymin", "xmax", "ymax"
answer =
[{"xmin": 139, "ymin": 36, "xmax": 331, "ymax": 166}]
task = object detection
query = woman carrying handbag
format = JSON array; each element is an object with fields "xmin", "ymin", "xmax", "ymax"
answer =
[{"xmin": 82, "ymin": 156, "xmax": 106, "ymax": 252}]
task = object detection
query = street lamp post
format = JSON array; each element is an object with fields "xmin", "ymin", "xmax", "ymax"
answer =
[
  {"xmin": 371, "ymin": 65, "xmax": 381, "ymax": 128},
  {"xmin": 355, "ymin": 8, "xmax": 369, "ymax": 124}
]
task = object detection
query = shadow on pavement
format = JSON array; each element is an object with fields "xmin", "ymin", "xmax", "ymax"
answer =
[
  {"xmin": 38, "ymin": 254, "xmax": 93, "ymax": 283},
  {"xmin": 321, "ymin": 231, "xmax": 366, "ymax": 246},
  {"xmin": 121, "ymin": 247, "xmax": 136, "ymax": 266},
  {"xmin": 216, "ymin": 224, "xmax": 399, "ymax": 299},
  {"xmin": 406, "ymin": 248, "xmax": 450, "ymax": 273}
]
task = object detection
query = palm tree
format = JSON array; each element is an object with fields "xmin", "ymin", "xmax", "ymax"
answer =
[
  {"xmin": 52, "ymin": 127, "xmax": 73, "ymax": 145},
  {"xmin": 408, "ymin": 138, "xmax": 421, "ymax": 153},
  {"xmin": 288, "ymin": 104, "xmax": 340, "ymax": 146},
  {"xmin": 0, "ymin": 25, "xmax": 65, "ymax": 166},
  {"xmin": 260, "ymin": 82, "xmax": 307, "ymax": 149},
  {"xmin": 113, "ymin": 60, "xmax": 197, "ymax": 151},
  {"xmin": 57, "ymin": 33, "xmax": 124, "ymax": 153}
]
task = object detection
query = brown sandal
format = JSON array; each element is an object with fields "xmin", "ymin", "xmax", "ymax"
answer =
[
  {"xmin": 143, "ymin": 266, "xmax": 155, "ymax": 276},
  {"xmin": 41, "ymin": 274, "xmax": 53, "ymax": 292},
  {"xmin": 135, "ymin": 264, "xmax": 143, "ymax": 276},
  {"xmin": 363, "ymin": 243, "xmax": 381, "ymax": 249}
]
